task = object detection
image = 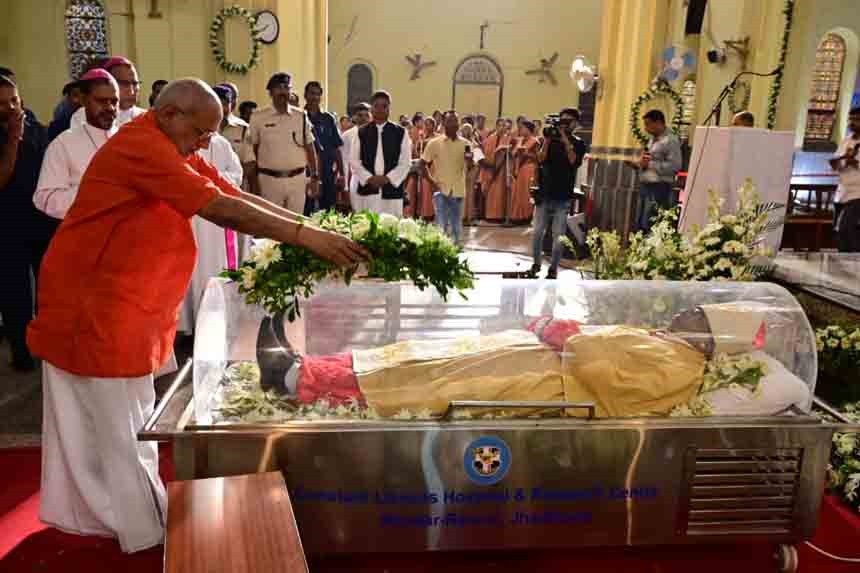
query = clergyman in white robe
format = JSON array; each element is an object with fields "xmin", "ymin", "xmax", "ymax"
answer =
[
  {"xmin": 34, "ymin": 122, "xmax": 117, "ymax": 219},
  {"xmin": 70, "ymin": 103, "xmax": 145, "ymax": 130},
  {"xmin": 178, "ymin": 133, "xmax": 246, "ymax": 333}
]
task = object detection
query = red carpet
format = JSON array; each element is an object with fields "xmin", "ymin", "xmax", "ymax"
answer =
[
  {"xmin": 0, "ymin": 445, "xmax": 173, "ymax": 573},
  {"xmin": 1, "ymin": 445, "xmax": 859, "ymax": 573}
]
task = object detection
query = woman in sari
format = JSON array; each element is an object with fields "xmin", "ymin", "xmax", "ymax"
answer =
[
  {"xmin": 403, "ymin": 113, "xmax": 425, "ymax": 218},
  {"xmin": 459, "ymin": 123, "xmax": 483, "ymax": 224},
  {"xmin": 481, "ymin": 118, "xmax": 513, "ymax": 221},
  {"xmin": 510, "ymin": 120, "xmax": 539, "ymax": 223},
  {"xmin": 414, "ymin": 117, "xmax": 438, "ymax": 220}
]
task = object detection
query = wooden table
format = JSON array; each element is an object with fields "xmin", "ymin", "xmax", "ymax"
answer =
[{"xmin": 165, "ymin": 471, "xmax": 308, "ymax": 573}]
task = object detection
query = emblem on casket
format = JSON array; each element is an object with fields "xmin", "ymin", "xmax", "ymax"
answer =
[{"xmin": 464, "ymin": 436, "xmax": 511, "ymax": 485}]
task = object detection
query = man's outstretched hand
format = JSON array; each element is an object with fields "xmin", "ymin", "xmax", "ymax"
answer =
[{"xmin": 297, "ymin": 225, "xmax": 369, "ymax": 267}]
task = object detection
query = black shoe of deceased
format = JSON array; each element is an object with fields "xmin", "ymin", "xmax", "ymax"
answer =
[
  {"xmin": 545, "ymin": 268, "xmax": 558, "ymax": 280},
  {"xmin": 255, "ymin": 314, "xmax": 301, "ymax": 395},
  {"xmin": 528, "ymin": 263, "xmax": 541, "ymax": 278}
]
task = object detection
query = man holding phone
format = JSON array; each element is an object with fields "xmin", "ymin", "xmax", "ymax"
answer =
[{"xmin": 637, "ymin": 109, "xmax": 682, "ymax": 233}]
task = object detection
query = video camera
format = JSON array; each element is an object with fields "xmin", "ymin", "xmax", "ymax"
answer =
[{"xmin": 542, "ymin": 113, "xmax": 574, "ymax": 140}]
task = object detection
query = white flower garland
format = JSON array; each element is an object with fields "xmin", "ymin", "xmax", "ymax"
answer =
[{"xmin": 209, "ymin": 6, "xmax": 262, "ymax": 75}]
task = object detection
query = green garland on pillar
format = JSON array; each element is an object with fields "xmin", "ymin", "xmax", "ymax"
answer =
[
  {"xmin": 629, "ymin": 79, "xmax": 685, "ymax": 146},
  {"xmin": 209, "ymin": 5, "xmax": 262, "ymax": 75},
  {"xmin": 766, "ymin": 0, "xmax": 796, "ymax": 129}
]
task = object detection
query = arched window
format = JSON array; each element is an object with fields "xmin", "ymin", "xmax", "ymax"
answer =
[
  {"xmin": 452, "ymin": 55, "xmax": 504, "ymax": 120},
  {"xmin": 804, "ymin": 34, "xmax": 847, "ymax": 146},
  {"xmin": 65, "ymin": 0, "xmax": 109, "ymax": 80},
  {"xmin": 346, "ymin": 63, "xmax": 373, "ymax": 116}
]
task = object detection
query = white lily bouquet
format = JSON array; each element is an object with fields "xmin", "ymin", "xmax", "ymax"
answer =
[
  {"xmin": 223, "ymin": 210, "xmax": 476, "ymax": 320},
  {"xmin": 584, "ymin": 179, "xmax": 782, "ymax": 281},
  {"xmin": 827, "ymin": 403, "xmax": 860, "ymax": 512}
]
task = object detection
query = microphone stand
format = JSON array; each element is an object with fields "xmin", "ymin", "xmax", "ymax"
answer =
[
  {"xmin": 703, "ymin": 68, "xmax": 780, "ymax": 126},
  {"xmin": 681, "ymin": 67, "xmax": 780, "ymax": 230}
]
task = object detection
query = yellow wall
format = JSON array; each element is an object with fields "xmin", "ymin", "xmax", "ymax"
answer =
[
  {"xmin": 661, "ymin": 0, "xmax": 860, "ymax": 147},
  {"xmin": 326, "ymin": 0, "xmax": 603, "ymax": 119},
  {"xmin": 0, "ymin": 0, "xmax": 326, "ymax": 122},
  {"xmin": 5, "ymin": 0, "xmax": 857, "ymax": 150},
  {"xmin": 0, "ymin": 0, "xmax": 68, "ymax": 122}
]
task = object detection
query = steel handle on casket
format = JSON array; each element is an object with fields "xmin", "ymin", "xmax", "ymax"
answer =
[
  {"xmin": 138, "ymin": 358, "xmax": 193, "ymax": 441},
  {"xmin": 813, "ymin": 396, "xmax": 860, "ymax": 432},
  {"xmin": 442, "ymin": 400, "xmax": 596, "ymax": 421}
]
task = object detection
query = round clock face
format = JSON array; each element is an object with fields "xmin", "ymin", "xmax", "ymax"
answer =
[{"xmin": 255, "ymin": 10, "xmax": 280, "ymax": 44}]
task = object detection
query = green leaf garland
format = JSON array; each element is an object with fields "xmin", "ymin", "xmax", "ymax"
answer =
[
  {"xmin": 222, "ymin": 211, "xmax": 476, "ymax": 319},
  {"xmin": 209, "ymin": 5, "xmax": 262, "ymax": 76},
  {"xmin": 766, "ymin": 0, "xmax": 795, "ymax": 129}
]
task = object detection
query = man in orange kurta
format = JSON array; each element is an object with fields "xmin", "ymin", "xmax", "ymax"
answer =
[
  {"xmin": 481, "ymin": 118, "xmax": 512, "ymax": 221},
  {"xmin": 26, "ymin": 79, "xmax": 366, "ymax": 553}
]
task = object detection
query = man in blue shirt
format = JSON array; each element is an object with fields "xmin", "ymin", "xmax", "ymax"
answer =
[
  {"xmin": 304, "ymin": 81, "xmax": 344, "ymax": 214},
  {"xmin": 0, "ymin": 75, "xmax": 57, "ymax": 371}
]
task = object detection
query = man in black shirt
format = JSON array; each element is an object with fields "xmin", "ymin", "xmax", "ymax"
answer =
[
  {"xmin": 0, "ymin": 75, "xmax": 57, "ymax": 370},
  {"xmin": 530, "ymin": 108, "xmax": 587, "ymax": 279},
  {"xmin": 304, "ymin": 81, "xmax": 344, "ymax": 214}
]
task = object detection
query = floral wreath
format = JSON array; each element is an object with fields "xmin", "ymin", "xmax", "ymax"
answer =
[
  {"xmin": 728, "ymin": 79, "xmax": 752, "ymax": 114},
  {"xmin": 209, "ymin": 6, "xmax": 262, "ymax": 75},
  {"xmin": 629, "ymin": 79, "xmax": 685, "ymax": 146}
]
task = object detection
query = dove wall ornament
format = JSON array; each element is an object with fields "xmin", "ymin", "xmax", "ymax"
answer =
[
  {"xmin": 525, "ymin": 52, "xmax": 559, "ymax": 85},
  {"xmin": 406, "ymin": 54, "xmax": 437, "ymax": 81}
]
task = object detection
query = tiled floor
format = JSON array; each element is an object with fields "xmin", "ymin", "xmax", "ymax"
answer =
[{"xmin": 0, "ymin": 224, "xmax": 580, "ymax": 448}]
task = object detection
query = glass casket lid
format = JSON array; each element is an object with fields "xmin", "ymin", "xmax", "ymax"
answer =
[{"xmin": 191, "ymin": 278, "xmax": 817, "ymax": 425}]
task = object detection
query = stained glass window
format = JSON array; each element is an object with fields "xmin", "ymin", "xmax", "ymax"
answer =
[
  {"xmin": 65, "ymin": 0, "xmax": 109, "ymax": 80},
  {"xmin": 804, "ymin": 34, "xmax": 846, "ymax": 143}
]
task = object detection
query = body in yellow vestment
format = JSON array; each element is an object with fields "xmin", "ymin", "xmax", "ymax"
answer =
[{"xmin": 354, "ymin": 326, "xmax": 705, "ymax": 418}]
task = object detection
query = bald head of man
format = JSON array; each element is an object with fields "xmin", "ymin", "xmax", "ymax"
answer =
[{"xmin": 153, "ymin": 78, "xmax": 223, "ymax": 157}]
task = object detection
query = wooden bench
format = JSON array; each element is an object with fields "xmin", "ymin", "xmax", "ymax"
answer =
[
  {"xmin": 782, "ymin": 181, "xmax": 837, "ymax": 251},
  {"xmin": 165, "ymin": 471, "xmax": 308, "ymax": 573}
]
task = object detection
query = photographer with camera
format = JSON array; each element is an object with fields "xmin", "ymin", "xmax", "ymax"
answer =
[{"xmin": 530, "ymin": 108, "xmax": 587, "ymax": 279}]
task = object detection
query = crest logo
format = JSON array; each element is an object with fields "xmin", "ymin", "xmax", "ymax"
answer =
[{"xmin": 464, "ymin": 436, "xmax": 511, "ymax": 485}]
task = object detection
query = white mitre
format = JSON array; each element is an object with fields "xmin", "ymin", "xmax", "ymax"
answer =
[{"xmin": 700, "ymin": 301, "xmax": 768, "ymax": 355}]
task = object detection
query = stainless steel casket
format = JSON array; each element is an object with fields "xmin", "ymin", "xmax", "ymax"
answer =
[{"xmin": 141, "ymin": 278, "xmax": 858, "ymax": 556}]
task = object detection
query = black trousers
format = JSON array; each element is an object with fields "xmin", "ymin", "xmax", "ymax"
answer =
[
  {"xmin": 0, "ymin": 220, "xmax": 56, "ymax": 362},
  {"xmin": 637, "ymin": 181, "xmax": 674, "ymax": 233},
  {"xmin": 303, "ymin": 160, "xmax": 338, "ymax": 215},
  {"xmin": 835, "ymin": 199, "xmax": 860, "ymax": 252}
]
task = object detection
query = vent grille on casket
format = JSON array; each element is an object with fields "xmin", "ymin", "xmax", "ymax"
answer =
[{"xmin": 684, "ymin": 448, "xmax": 802, "ymax": 536}]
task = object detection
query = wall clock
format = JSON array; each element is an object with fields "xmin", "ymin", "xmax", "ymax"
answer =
[{"xmin": 255, "ymin": 10, "xmax": 280, "ymax": 45}]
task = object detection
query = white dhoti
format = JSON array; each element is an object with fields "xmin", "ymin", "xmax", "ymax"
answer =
[
  {"xmin": 40, "ymin": 362, "xmax": 166, "ymax": 553},
  {"xmin": 179, "ymin": 216, "xmax": 229, "ymax": 333}
]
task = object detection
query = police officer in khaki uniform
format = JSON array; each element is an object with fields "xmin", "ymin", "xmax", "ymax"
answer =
[
  {"xmin": 247, "ymin": 72, "xmax": 319, "ymax": 213},
  {"xmin": 214, "ymin": 83, "xmax": 251, "ymax": 164}
]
